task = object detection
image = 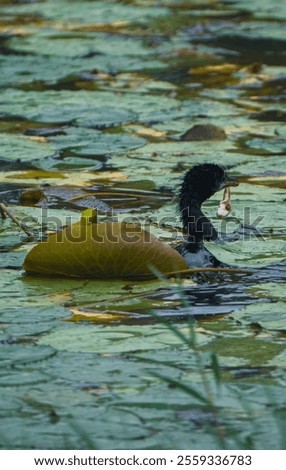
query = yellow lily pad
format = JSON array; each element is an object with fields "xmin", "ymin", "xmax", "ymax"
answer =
[{"xmin": 23, "ymin": 221, "xmax": 188, "ymax": 279}]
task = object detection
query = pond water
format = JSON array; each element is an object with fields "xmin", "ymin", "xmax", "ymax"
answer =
[{"xmin": 0, "ymin": 0, "xmax": 286, "ymax": 450}]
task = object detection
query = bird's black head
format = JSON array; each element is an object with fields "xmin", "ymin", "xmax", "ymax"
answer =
[
  {"xmin": 178, "ymin": 163, "xmax": 239, "ymax": 238},
  {"xmin": 179, "ymin": 163, "xmax": 238, "ymax": 206}
]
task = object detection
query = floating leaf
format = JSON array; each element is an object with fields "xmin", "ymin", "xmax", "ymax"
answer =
[
  {"xmin": 205, "ymin": 239, "xmax": 286, "ymax": 268},
  {"xmin": 0, "ymin": 132, "xmax": 55, "ymax": 162},
  {"xmin": 20, "ymin": 188, "xmax": 45, "ymax": 206},
  {"xmin": 246, "ymin": 282, "xmax": 286, "ymax": 301},
  {"xmin": 232, "ymin": 301, "xmax": 286, "ymax": 333},
  {"xmin": 0, "ymin": 170, "xmax": 127, "ymax": 186},
  {"xmin": 74, "ymin": 107, "xmax": 137, "ymax": 129},
  {"xmin": 241, "ymin": 175, "xmax": 286, "ymax": 190},
  {"xmin": 38, "ymin": 323, "xmax": 200, "ymax": 354},
  {"xmin": 22, "ymin": 170, "xmax": 65, "ymax": 180},
  {"xmin": 68, "ymin": 308, "xmax": 130, "ymax": 323},
  {"xmin": 23, "ymin": 221, "xmax": 188, "ymax": 279},
  {"xmin": 180, "ymin": 124, "xmax": 226, "ymax": 141}
]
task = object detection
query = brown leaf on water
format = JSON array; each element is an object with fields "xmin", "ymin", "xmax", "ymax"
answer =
[
  {"xmin": 55, "ymin": 21, "xmax": 129, "ymax": 33},
  {"xmin": 180, "ymin": 124, "xmax": 226, "ymax": 141},
  {"xmin": 240, "ymin": 175, "xmax": 286, "ymax": 189},
  {"xmin": 1, "ymin": 170, "xmax": 65, "ymax": 182},
  {"xmin": 190, "ymin": 62, "xmax": 262, "ymax": 77},
  {"xmin": 67, "ymin": 308, "xmax": 129, "ymax": 323},
  {"xmin": 23, "ymin": 221, "xmax": 188, "ymax": 279},
  {"xmin": 0, "ymin": 170, "xmax": 127, "ymax": 186},
  {"xmin": 20, "ymin": 188, "xmax": 45, "ymax": 205},
  {"xmin": 26, "ymin": 136, "xmax": 48, "ymax": 143},
  {"xmin": 190, "ymin": 63, "xmax": 241, "ymax": 76}
]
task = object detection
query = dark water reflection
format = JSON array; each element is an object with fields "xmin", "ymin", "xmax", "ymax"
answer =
[{"xmin": 120, "ymin": 262, "xmax": 286, "ymax": 323}]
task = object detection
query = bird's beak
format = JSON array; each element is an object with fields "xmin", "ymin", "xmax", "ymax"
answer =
[{"xmin": 219, "ymin": 173, "xmax": 239, "ymax": 190}]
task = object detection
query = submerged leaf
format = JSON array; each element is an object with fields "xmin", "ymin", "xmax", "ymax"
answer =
[
  {"xmin": 180, "ymin": 124, "xmax": 226, "ymax": 141},
  {"xmin": 23, "ymin": 221, "xmax": 188, "ymax": 279},
  {"xmin": 20, "ymin": 187, "xmax": 45, "ymax": 205}
]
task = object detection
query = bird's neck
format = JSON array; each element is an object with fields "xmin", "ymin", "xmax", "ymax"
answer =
[{"xmin": 181, "ymin": 198, "xmax": 218, "ymax": 243}]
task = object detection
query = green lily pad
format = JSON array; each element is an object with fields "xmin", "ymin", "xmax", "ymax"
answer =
[
  {"xmin": 0, "ymin": 132, "xmax": 55, "ymax": 162},
  {"xmin": 38, "ymin": 323, "xmax": 209, "ymax": 354},
  {"xmin": 205, "ymin": 239, "xmax": 286, "ymax": 267},
  {"xmin": 232, "ymin": 301, "xmax": 286, "ymax": 332},
  {"xmin": 246, "ymin": 283, "xmax": 286, "ymax": 301},
  {"xmin": 50, "ymin": 126, "xmax": 146, "ymax": 157}
]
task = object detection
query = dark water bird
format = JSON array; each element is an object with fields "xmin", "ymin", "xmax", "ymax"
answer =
[{"xmin": 177, "ymin": 163, "xmax": 239, "ymax": 268}]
